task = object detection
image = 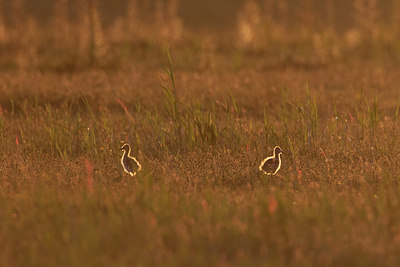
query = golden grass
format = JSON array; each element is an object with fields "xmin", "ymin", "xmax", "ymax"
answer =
[
  {"xmin": 1, "ymin": 65, "xmax": 400, "ymax": 265},
  {"xmin": 0, "ymin": 0, "xmax": 399, "ymax": 69},
  {"xmin": 1, "ymin": 0, "xmax": 400, "ymax": 265}
]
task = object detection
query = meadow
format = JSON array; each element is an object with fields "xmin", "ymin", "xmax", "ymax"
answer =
[{"xmin": 2, "ymin": 0, "xmax": 400, "ymax": 266}]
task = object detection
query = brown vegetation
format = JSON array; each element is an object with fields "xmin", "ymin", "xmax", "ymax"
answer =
[{"xmin": 1, "ymin": 0, "xmax": 400, "ymax": 266}]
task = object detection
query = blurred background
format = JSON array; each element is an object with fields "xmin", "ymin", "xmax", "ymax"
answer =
[{"xmin": 0, "ymin": 0, "xmax": 399, "ymax": 70}]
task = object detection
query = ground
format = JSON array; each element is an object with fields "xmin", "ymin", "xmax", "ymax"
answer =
[{"xmin": 2, "ymin": 0, "xmax": 400, "ymax": 266}]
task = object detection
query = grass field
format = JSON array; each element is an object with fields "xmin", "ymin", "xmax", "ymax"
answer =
[{"xmin": 2, "ymin": 0, "xmax": 400, "ymax": 266}]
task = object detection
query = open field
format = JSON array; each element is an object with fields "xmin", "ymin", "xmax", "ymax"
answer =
[{"xmin": 2, "ymin": 0, "xmax": 400, "ymax": 266}]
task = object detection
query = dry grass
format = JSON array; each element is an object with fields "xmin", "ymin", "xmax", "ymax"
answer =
[
  {"xmin": 0, "ymin": 0, "xmax": 399, "ymax": 70},
  {"xmin": 1, "ymin": 66, "xmax": 400, "ymax": 266},
  {"xmin": 1, "ymin": 0, "xmax": 400, "ymax": 266}
]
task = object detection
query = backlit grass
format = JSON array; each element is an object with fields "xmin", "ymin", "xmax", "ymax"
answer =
[
  {"xmin": 1, "ymin": 64, "xmax": 400, "ymax": 266},
  {"xmin": 2, "ymin": 0, "xmax": 400, "ymax": 265}
]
